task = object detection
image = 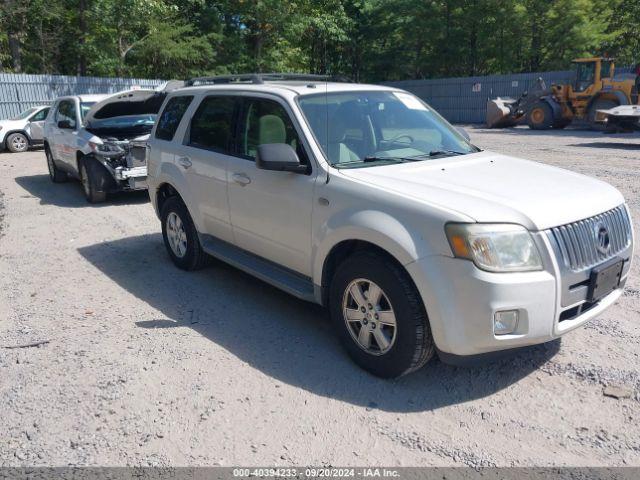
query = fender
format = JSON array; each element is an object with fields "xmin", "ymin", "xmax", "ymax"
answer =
[
  {"xmin": 587, "ymin": 91, "xmax": 629, "ymax": 111},
  {"xmin": 312, "ymin": 209, "xmax": 433, "ymax": 287},
  {"xmin": 541, "ymin": 96, "xmax": 562, "ymax": 120},
  {"xmin": 152, "ymin": 162, "xmax": 203, "ymax": 231}
]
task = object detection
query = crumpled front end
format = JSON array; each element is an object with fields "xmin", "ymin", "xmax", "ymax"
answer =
[{"xmin": 93, "ymin": 137, "xmax": 148, "ymax": 191}]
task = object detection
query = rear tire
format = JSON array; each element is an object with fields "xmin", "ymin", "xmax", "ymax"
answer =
[
  {"xmin": 6, "ymin": 133, "xmax": 29, "ymax": 153},
  {"xmin": 45, "ymin": 146, "xmax": 67, "ymax": 183},
  {"xmin": 329, "ymin": 251, "xmax": 435, "ymax": 378},
  {"xmin": 588, "ymin": 99, "xmax": 618, "ymax": 131},
  {"xmin": 527, "ymin": 101, "xmax": 555, "ymax": 130},
  {"xmin": 79, "ymin": 158, "xmax": 107, "ymax": 203},
  {"xmin": 160, "ymin": 196, "xmax": 210, "ymax": 271}
]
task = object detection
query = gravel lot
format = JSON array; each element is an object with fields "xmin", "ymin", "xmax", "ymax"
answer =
[{"xmin": 0, "ymin": 127, "xmax": 639, "ymax": 467}]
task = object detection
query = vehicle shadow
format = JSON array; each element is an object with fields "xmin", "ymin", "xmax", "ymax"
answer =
[
  {"xmin": 567, "ymin": 142, "xmax": 640, "ymax": 151},
  {"xmin": 77, "ymin": 233, "xmax": 560, "ymax": 412},
  {"xmin": 15, "ymin": 174, "xmax": 149, "ymax": 208}
]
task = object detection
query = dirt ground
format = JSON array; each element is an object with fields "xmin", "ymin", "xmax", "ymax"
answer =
[{"xmin": 0, "ymin": 126, "xmax": 639, "ymax": 468}]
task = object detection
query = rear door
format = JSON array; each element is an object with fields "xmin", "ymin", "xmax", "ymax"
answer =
[{"xmin": 176, "ymin": 94, "xmax": 239, "ymax": 244}]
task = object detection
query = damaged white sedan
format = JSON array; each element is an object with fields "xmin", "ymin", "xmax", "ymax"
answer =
[{"xmin": 43, "ymin": 86, "xmax": 171, "ymax": 202}]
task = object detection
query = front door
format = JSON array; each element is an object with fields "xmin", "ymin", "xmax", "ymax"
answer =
[
  {"xmin": 26, "ymin": 107, "xmax": 49, "ymax": 143},
  {"xmin": 227, "ymin": 95, "xmax": 317, "ymax": 276},
  {"xmin": 52, "ymin": 100, "xmax": 79, "ymax": 168}
]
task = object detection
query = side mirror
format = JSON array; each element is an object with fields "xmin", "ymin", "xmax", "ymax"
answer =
[
  {"xmin": 256, "ymin": 143, "xmax": 307, "ymax": 173},
  {"xmin": 456, "ymin": 126, "xmax": 471, "ymax": 142},
  {"xmin": 57, "ymin": 120, "xmax": 73, "ymax": 129}
]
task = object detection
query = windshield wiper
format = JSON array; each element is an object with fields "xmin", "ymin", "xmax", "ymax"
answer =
[{"xmin": 333, "ymin": 156, "xmax": 411, "ymax": 168}]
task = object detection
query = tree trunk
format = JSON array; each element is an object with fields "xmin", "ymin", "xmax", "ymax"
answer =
[
  {"xmin": 77, "ymin": 0, "xmax": 87, "ymax": 76},
  {"xmin": 7, "ymin": 32, "xmax": 22, "ymax": 72}
]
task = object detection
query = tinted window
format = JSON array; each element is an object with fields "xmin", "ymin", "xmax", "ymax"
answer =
[
  {"xmin": 30, "ymin": 108, "xmax": 49, "ymax": 122},
  {"xmin": 239, "ymin": 98, "xmax": 304, "ymax": 162},
  {"xmin": 56, "ymin": 100, "xmax": 77, "ymax": 129},
  {"xmin": 155, "ymin": 95, "xmax": 193, "ymax": 141},
  {"xmin": 80, "ymin": 102, "xmax": 95, "ymax": 120},
  {"xmin": 189, "ymin": 96, "xmax": 236, "ymax": 152}
]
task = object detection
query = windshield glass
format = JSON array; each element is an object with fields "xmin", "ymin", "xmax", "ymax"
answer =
[
  {"xmin": 298, "ymin": 90, "xmax": 478, "ymax": 168},
  {"xmin": 11, "ymin": 107, "xmax": 39, "ymax": 121},
  {"xmin": 80, "ymin": 102, "xmax": 96, "ymax": 120}
]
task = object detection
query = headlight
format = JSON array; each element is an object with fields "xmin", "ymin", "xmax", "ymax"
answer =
[{"xmin": 445, "ymin": 223, "xmax": 543, "ymax": 272}]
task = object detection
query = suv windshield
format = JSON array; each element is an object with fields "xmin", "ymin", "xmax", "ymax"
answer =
[{"xmin": 298, "ymin": 90, "xmax": 478, "ymax": 168}]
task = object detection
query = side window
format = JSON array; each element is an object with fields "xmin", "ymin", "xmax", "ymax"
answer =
[
  {"xmin": 31, "ymin": 108, "xmax": 49, "ymax": 122},
  {"xmin": 189, "ymin": 96, "xmax": 236, "ymax": 153},
  {"xmin": 56, "ymin": 101, "xmax": 77, "ymax": 129},
  {"xmin": 155, "ymin": 95, "xmax": 194, "ymax": 141},
  {"xmin": 240, "ymin": 98, "xmax": 305, "ymax": 163}
]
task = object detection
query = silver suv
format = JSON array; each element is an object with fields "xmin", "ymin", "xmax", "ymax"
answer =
[{"xmin": 147, "ymin": 74, "xmax": 633, "ymax": 377}]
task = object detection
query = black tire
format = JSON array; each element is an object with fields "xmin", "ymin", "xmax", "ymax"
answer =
[
  {"xmin": 6, "ymin": 132, "xmax": 29, "ymax": 153},
  {"xmin": 329, "ymin": 251, "xmax": 435, "ymax": 378},
  {"xmin": 79, "ymin": 157, "xmax": 108, "ymax": 203},
  {"xmin": 160, "ymin": 196, "xmax": 210, "ymax": 271},
  {"xmin": 588, "ymin": 99, "xmax": 618, "ymax": 131},
  {"xmin": 45, "ymin": 146, "xmax": 67, "ymax": 183},
  {"xmin": 526, "ymin": 101, "xmax": 555, "ymax": 130}
]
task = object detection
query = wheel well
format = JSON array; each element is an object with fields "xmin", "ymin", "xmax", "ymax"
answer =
[
  {"xmin": 320, "ymin": 240, "xmax": 405, "ymax": 306},
  {"xmin": 4, "ymin": 130, "xmax": 29, "ymax": 148},
  {"xmin": 156, "ymin": 183, "xmax": 180, "ymax": 214}
]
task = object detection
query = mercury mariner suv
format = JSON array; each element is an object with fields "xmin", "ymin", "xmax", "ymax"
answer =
[{"xmin": 146, "ymin": 74, "xmax": 634, "ymax": 378}]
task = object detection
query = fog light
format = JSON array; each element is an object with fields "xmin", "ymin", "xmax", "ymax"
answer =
[{"xmin": 494, "ymin": 310, "xmax": 519, "ymax": 335}]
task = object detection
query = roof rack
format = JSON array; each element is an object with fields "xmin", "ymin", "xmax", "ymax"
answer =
[{"xmin": 185, "ymin": 73, "xmax": 351, "ymax": 86}]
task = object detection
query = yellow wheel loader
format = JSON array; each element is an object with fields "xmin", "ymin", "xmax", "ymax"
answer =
[{"xmin": 486, "ymin": 58, "xmax": 640, "ymax": 130}]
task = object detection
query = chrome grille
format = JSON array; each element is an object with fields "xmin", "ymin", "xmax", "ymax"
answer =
[{"xmin": 550, "ymin": 205, "xmax": 632, "ymax": 271}]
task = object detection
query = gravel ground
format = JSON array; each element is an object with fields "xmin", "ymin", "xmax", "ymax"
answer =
[{"xmin": 0, "ymin": 127, "xmax": 639, "ymax": 467}]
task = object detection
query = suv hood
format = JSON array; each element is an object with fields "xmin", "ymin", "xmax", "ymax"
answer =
[
  {"xmin": 84, "ymin": 88, "xmax": 166, "ymax": 124},
  {"xmin": 339, "ymin": 151, "xmax": 625, "ymax": 231}
]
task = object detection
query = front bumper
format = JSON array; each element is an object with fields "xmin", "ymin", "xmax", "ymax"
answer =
[{"xmin": 406, "ymin": 231, "xmax": 631, "ymax": 359}]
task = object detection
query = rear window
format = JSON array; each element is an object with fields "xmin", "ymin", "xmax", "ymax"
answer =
[
  {"xmin": 155, "ymin": 95, "xmax": 193, "ymax": 141},
  {"xmin": 189, "ymin": 96, "xmax": 237, "ymax": 153}
]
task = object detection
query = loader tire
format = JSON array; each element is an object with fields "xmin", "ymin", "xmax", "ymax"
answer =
[
  {"xmin": 588, "ymin": 99, "xmax": 618, "ymax": 131},
  {"xmin": 527, "ymin": 102, "xmax": 554, "ymax": 130}
]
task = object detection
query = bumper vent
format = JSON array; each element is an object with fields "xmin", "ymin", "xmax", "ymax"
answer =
[{"xmin": 550, "ymin": 205, "xmax": 632, "ymax": 271}]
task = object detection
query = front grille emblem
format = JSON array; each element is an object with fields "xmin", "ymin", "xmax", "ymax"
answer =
[{"xmin": 596, "ymin": 224, "xmax": 611, "ymax": 255}]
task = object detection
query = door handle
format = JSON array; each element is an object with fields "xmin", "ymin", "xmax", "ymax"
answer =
[
  {"xmin": 232, "ymin": 172, "xmax": 251, "ymax": 186},
  {"xmin": 177, "ymin": 157, "xmax": 192, "ymax": 169}
]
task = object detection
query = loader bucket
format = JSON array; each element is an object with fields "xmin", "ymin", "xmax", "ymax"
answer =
[{"xmin": 486, "ymin": 97, "xmax": 519, "ymax": 128}]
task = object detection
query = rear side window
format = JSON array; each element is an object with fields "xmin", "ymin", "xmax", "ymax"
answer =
[
  {"xmin": 56, "ymin": 100, "xmax": 77, "ymax": 129},
  {"xmin": 155, "ymin": 95, "xmax": 193, "ymax": 141},
  {"xmin": 189, "ymin": 96, "xmax": 236, "ymax": 153}
]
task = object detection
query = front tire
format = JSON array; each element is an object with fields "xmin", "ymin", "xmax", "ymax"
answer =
[
  {"xmin": 329, "ymin": 251, "xmax": 435, "ymax": 378},
  {"xmin": 6, "ymin": 133, "xmax": 29, "ymax": 153},
  {"xmin": 79, "ymin": 159, "xmax": 107, "ymax": 203},
  {"xmin": 160, "ymin": 196, "xmax": 210, "ymax": 271},
  {"xmin": 45, "ymin": 146, "xmax": 67, "ymax": 183},
  {"xmin": 527, "ymin": 101, "xmax": 555, "ymax": 130}
]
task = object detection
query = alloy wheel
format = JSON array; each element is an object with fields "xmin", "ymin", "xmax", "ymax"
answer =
[
  {"xmin": 166, "ymin": 212, "xmax": 188, "ymax": 258},
  {"xmin": 11, "ymin": 134, "xmax": 27, "ymax": 152},
  {"xmin": 342, "ymin": 278, "xmax": 397, "ymax": 355}
]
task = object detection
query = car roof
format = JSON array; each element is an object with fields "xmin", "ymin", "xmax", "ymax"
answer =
[{"xmin": 174, "ymin": 81, "xmax": 400, "ymax": 98}]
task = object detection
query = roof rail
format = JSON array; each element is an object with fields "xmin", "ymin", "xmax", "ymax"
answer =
[{"xmin": 184, "ymin": 73, "xmax": 351, "ymax": 86}]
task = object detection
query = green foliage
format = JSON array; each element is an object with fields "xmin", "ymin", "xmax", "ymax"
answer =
[{"xmin": 0, "ymin": 0, "xmax": 637, "ymax": 80}]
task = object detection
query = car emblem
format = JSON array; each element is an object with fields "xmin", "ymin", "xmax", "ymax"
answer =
[{"xmin": 596, "ymin": 225, "xmax": 611, "ymax": 255}]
